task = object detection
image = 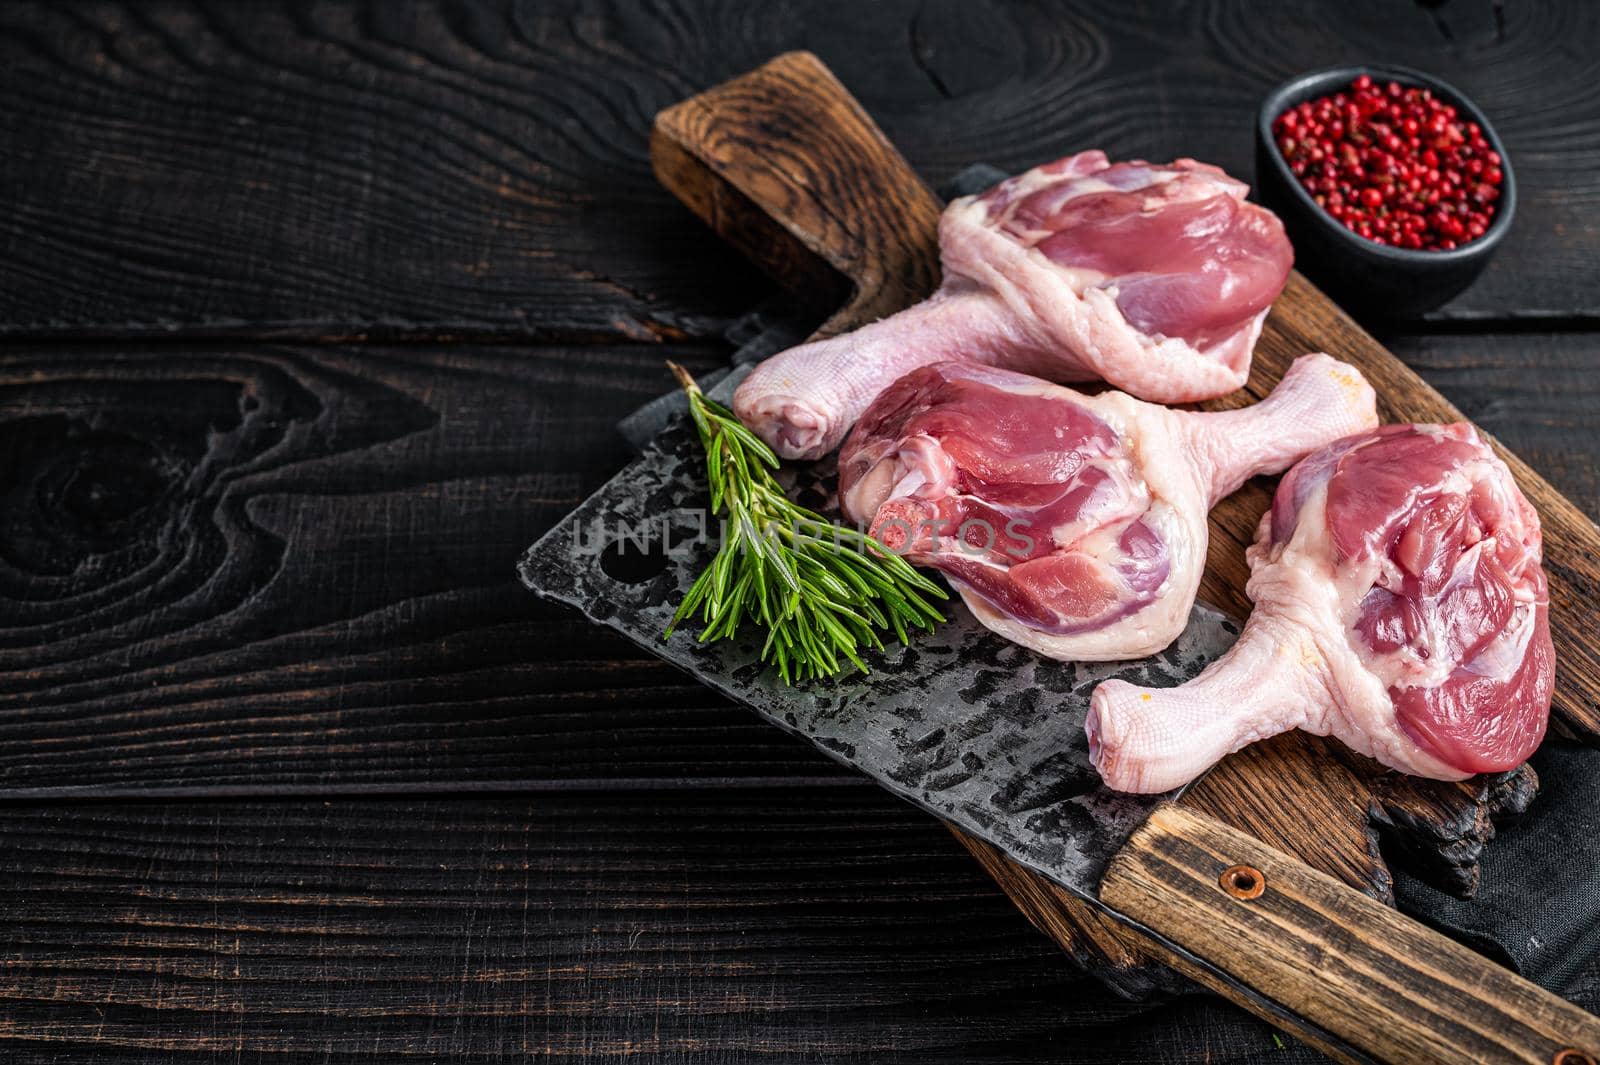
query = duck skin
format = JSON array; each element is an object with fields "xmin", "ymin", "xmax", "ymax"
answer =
[
  {"xmin": 735, "ymin": 151, "xmax": 1294, "ymax": 459},
  {"xmin": 1089, "ymin": 423, "xmax": 1554, "ymax": 793},
  {"xmin": 838, "ymin": 353, "xmax": 1377, "ymax": 662}
]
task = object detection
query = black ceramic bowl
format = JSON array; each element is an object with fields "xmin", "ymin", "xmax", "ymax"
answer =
[{"xmin": 1255, "ymin": 64, "xmax": 1515, "ymax": 319}]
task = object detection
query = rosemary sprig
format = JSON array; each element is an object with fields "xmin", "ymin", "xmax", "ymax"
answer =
[{"xmin": 663, "ymin": 362, "xmax": 946, "ymax": 683}]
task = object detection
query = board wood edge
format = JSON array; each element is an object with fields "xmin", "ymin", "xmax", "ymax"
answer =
[{"xmin": 648, "ymin": 50, "xmax": 1584, "ymax": 1003}]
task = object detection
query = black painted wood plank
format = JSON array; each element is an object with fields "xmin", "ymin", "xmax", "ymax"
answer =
[
  {"xmin": 0, "ymin": 340, "xmax": 798, "ymax": 795},
  {"xmin": 0, "ymin": 1, "xmax": 1597, "ymax": 339},
  {"xmin": 0, "ymin": 0, "xmax": 768, "ymax": 341},
  {"xmin": 0, "ymin": 334, "xmax": 1595, "ymax": 797},
  {"xmin": 1380, "ymin": 330, "xmax": 1600, "ymax": 513},
  {"xmin": 0, "ymin": 791, "xmax": 1334, "ymax": 1064}
]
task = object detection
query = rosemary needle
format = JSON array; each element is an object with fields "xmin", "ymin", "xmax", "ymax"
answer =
[{"xmin": 663, "ymin": 362, "xmax": 946, "ymax": 683}]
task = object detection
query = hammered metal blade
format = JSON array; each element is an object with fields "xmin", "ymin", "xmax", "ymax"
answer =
[{"xmin": 517, "ymin": 417, "xmax": 1239, "ymax": 899}]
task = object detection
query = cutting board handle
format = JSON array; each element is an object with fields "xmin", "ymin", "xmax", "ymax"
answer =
[
  {"xmin": 1103, "ymin": 804, "xmax": 1600, "ymax": 1064},
  {"xmin": 650, "ymin": 50, "xmax": 945, "ymax": 339},
  {"xmin": 649, "ymin": 52, "xmax": 1600, "ymax": 1064}
]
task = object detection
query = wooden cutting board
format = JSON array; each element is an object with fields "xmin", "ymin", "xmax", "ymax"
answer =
[{"xmin": 651, "ymin": 51, "xmax": 1600, "ymax": 1003}]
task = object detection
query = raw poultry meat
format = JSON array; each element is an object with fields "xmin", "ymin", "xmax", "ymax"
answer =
[
  {"xmin": 735, "ymin": 150, "xmax": 1294, "ymax": 459},
  {"xmin": 838, "ymin": 353, "xmax": 1377, "ymax": 661},
  {"xmin": 1089, "ymin": 424, "xmax": 1553, "ymax": 793}
]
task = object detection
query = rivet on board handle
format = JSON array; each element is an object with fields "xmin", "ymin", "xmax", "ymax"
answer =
[
  {"xmin": 1209, "ymin": 863, "xmax": 1600, "ymax": 1065},
  {"xmin": 1220, "ymin": 864, "xmax": 1266, "ymax": 900}
]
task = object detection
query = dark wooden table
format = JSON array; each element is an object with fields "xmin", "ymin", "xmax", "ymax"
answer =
[{"xmin": 2, "ymin": 3, "xmax": 1597, "ymax": 1061}]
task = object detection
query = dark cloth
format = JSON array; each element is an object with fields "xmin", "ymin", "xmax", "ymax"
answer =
[
  {"xmin": 1164, "ymin": 739, "xmax": 1600, "ymax": 1061},
  {"xmin": 1395, "ymin": 739, "xmax": 1600, "ymax": 1000}
]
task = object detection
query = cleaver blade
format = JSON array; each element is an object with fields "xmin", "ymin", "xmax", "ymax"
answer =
[
  {"xmin": 516, "ymin": 413, "xmax": 1238, "ymax": 903},
  {"xmin": 516, "ymin": 399, "xmax": 1600, "ymax": 1065}
]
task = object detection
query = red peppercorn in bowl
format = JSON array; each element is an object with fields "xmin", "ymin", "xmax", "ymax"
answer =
[
  {"xmin": 1255, "ymin": 65, "xmax": 1515, "ymax": 317},
  {"xmin": 1277, "ymin": 73, "xmax": 1502, "ymax": 251}
]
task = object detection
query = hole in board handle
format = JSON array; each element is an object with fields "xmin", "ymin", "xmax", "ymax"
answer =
[
  {"xmin": 1554, "ymin": 1050, "xmax": 1597, "ymax": 1065},
  {"xmin": 1221, "ymin": 864, "xmax": 1266, "ymax": 900}
]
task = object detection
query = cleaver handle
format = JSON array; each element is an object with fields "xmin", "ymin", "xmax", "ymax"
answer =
[
  {"xmin": 650, "ymin": 50, "xmax": 944, "ymax": 340},
  {"xmin": 1102, "ymin": 804, "xmax": 1600, "ymax": 1065}
]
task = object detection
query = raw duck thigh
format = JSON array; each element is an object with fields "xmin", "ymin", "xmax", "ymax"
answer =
[
  {"xmin": 838, "ymin": 353, "xmax": 1377, "ymax": 661},
  {"xmin": 735, "ymin": 151, "xmax": 1294, "ymax": 459},
  {"xmin": 1089, "ymin": 424, "xmax": 1554, "ymax": 794}
]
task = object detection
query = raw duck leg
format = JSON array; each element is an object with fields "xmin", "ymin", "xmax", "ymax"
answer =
[
  {"xmin": 735, "ymin": 151, "xmax": 1294, "ymax": 459},
  {"xmin": 1088, "ymin": 424, "xmax": 1554, "ymax": 794},
  {"xmin": 838, "ymin": 353, "xmax": 1377, "ymax": 662}
]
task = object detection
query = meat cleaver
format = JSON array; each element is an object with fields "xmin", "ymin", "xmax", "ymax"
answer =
[{"xmin": 520, "ymin": 51, "xmax": 1600, "ymax": 1065}]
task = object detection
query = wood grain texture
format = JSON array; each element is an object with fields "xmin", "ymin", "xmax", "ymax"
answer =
[
  {"xmin": 956, "ymin": 738, "xmax": 1539, "ymax": 997},
  {"xmin": 1101, "ymin": 804, "xmax": 1600, "ymax": 1065},
  {"xmin": 0, "ymin": 0, "xmax": 768, "ymax": 341},
  {"xmin": 1366, "ymin": 760, "xmax": 1540, "ymax": 897},
  {"xmin": 653, "ymin": 52, "xmax": 943, "ymax": 338},
  {"xmin": 962, "ymin": 308, "xmax": 1599, "ymax": 998},
  {"xmin": 959, "ymin": 829, "xmax": 1368, "ymax": 1065},
  {"xmin": 1, "ymin": 6, "xmax": 1598, "ymax": 1060},
  {"xmin": 3, "ymin": 0, "xmax": 1600, "ymax": 339},
  {"xmin": 649, "ymin": 51, "xmax": 1599, "ymax": 1003},
  {"xmin": 0, "ymin": 334, "xmax": 1589, "ymax": 806},
  {"xmin": 1222, "ymin": 274, "xmax": 1600, "ymax": 740},
  {"xmin": 1381, "ymin": 331, "xmax": 1600, "ymax": 522},
  {"xmin": 0, "ymin": 341, "xmax": 802, "ymax": 795},
  {"xmin": 0, "ymin": 794, "xmax": 1336, "ymax": 1065}
]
